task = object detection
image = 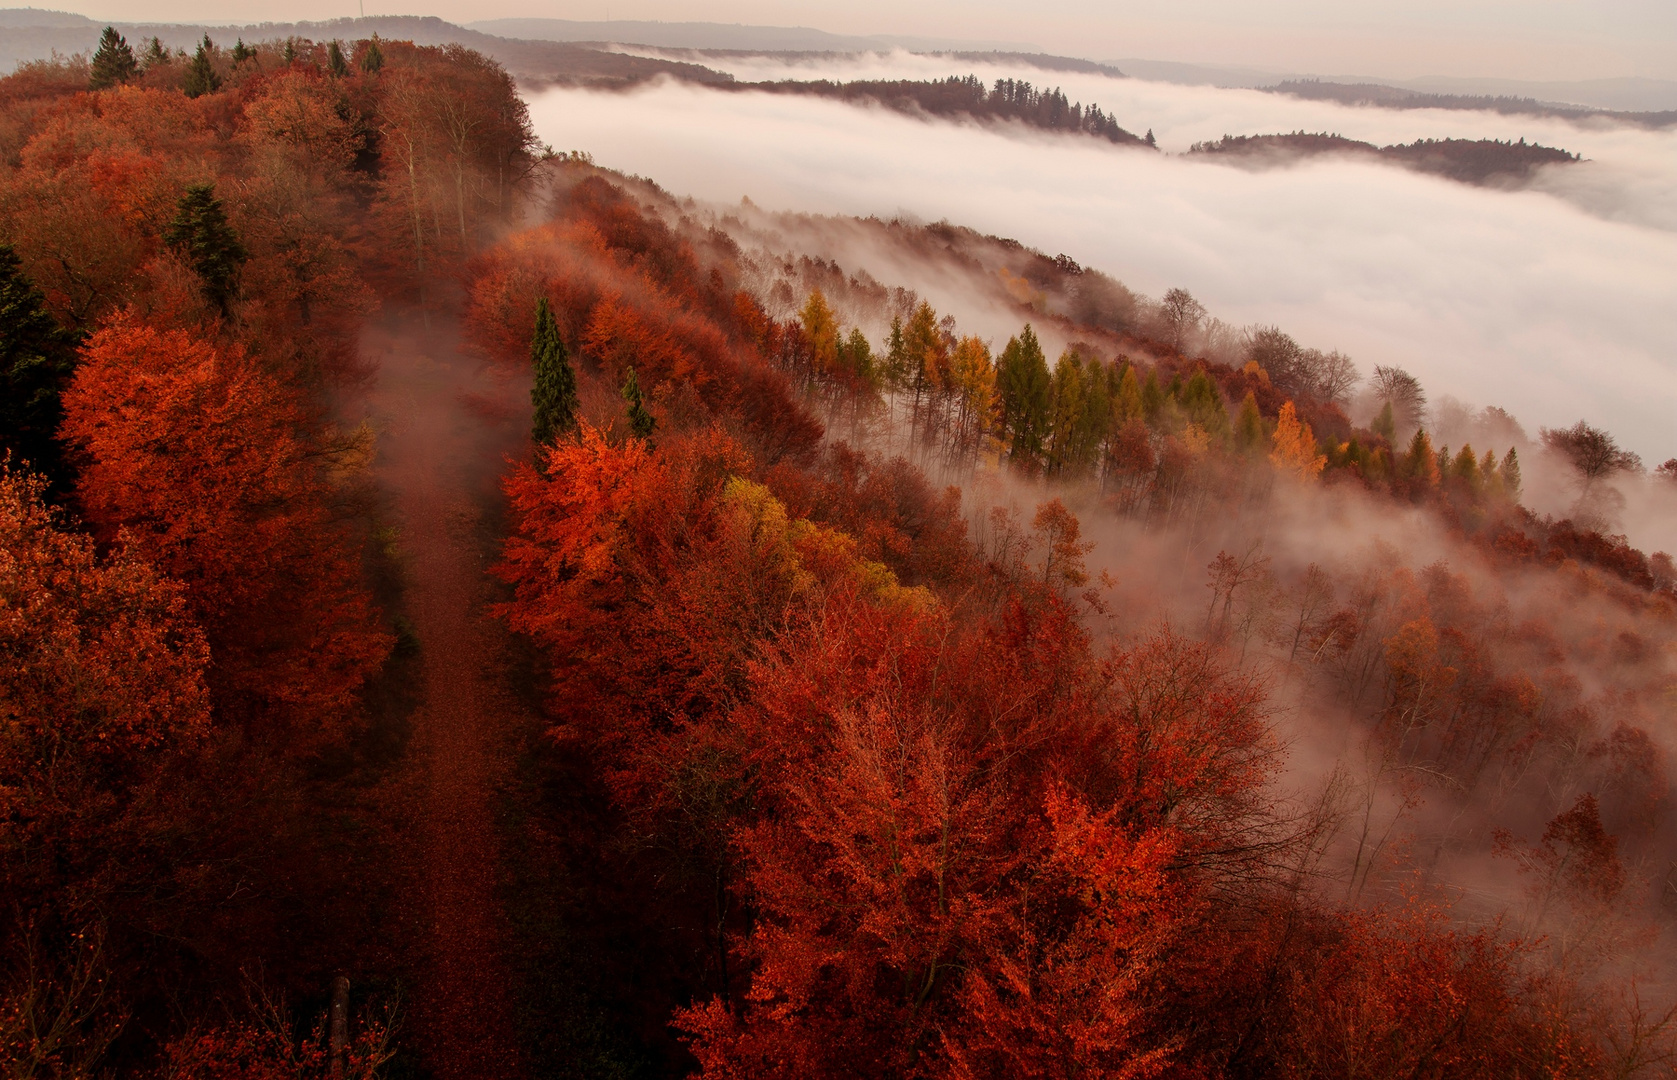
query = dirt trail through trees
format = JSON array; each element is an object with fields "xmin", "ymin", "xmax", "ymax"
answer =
[{"xmin": 366, "ymin": 319, "xmax": 532, "ymax": 1079}]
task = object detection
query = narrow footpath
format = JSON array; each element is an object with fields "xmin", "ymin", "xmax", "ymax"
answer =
[{"xmin": 366, "ymin": 318, "xmax": 532, "ymax": 1079}]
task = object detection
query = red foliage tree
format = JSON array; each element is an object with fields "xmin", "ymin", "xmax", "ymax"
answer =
[
  {"xmin": 60, "ymin": 319, "xmax": 389, "ymax": 738},
  {"xmin": 0, "ymin": 466, "xmax": 209, "ymax": 914}
]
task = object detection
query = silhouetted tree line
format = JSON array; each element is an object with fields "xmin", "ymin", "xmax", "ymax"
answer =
[
  {"xmin": 1188, "ymin": 131, "xmax": 1579, "ymax": 184},
  {"xmin": 740, "ymin": 74, "xmax": 1148, "ymax": 145}
]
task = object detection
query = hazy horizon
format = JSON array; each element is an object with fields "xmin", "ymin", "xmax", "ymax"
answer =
[{"xmin": 25, "ymin": 0, "xmax": 1677, "ymax": 82}]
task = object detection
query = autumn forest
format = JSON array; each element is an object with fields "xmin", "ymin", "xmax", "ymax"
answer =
[{"xmin": 3, "ymin": 26, "xmax": 1677, "ymax": 1080}]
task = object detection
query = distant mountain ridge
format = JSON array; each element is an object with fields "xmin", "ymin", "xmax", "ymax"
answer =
[
  {"xmin": 1113, "ymin": 56, "xmax": 1677, "ymax": 114},
  {"xmin": 466, "ymin": 17, "xmax": 1033, "ymax": 54},
  {"xmin": 0, "ymin": 10, "xmax": 731, "ymax": 84},
  {"xmin": 1268, "ymin": 79, "xmax": 1676, "ymax": 129}
]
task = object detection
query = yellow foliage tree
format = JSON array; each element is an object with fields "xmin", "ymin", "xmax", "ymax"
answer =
[
  {"xmin": 1270, "ymin": 401, "xmax": 1326, "ymax": 480},
  {"xmin": 799, "ymin": 288, "xmax": 839, "ymax": 372}
]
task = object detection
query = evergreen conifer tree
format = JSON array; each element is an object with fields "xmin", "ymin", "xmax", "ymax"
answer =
[
  {"xmin": 1235, "ymin": 391, "xmax": 1264, "ymax": 453},
  {"xmin": 360, "ymin": 35, "xmax": 384, "ymax": 73},
  {"xmin": 621, "ymin": 368, "xmax": 655, "ymax": 440},
  {"xmin": 182, "ymin": 35, "xmax": 221, "ymax": 98},
  {"xmin": 995, "ymin": 325, "xmax": 1051, "ymax": 467},
  {"xmin": 327, "ymin": 40, "xmax": 349, "ymax": 78},
  {"xmin": 282, "ymin": 38, "xmax": 297, "ymax": 65},
  {"xmin": 88, "ymin": 27, "xmax": 138, "ymax": 90},
  {"xmin": 1500, "ymin": 447, "xmax": 1522, "ymax": 502},
  {"xmin": 530, "ymin": 298, "xmax": 578, "ymax": 446},
  {"xmin": 0, "ymin": 244, "xmax": 79, "ymax": 490},
  {"xmin": 163, "ymin": 184, "xmax": 247, "ymax": 315},
  {"xmin": 882, "ymin": 315, "xmax": 908, "ymax": 393},
  {"xmin": 1372, "ymin": 400, "xmax": 1396, "ymax": 443},
  {"xmin": 142, "ymin": 36, "xmax": 169, "ymax": 69},
  {"xmin": 1140, "ymin": 369, "xmax": 1165, "ymax": 422},
  {"xmin": 231, "ymin": 38, "xmax": 255, "ymax": 65}
]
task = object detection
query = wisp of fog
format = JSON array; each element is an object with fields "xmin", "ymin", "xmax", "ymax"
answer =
[{"xmin": 527, "ymin": 56, "xmax": 1677, "ymax": 465}]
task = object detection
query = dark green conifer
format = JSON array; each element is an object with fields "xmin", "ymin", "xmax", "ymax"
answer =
[
  {"xmin": 327, "ymin": 40, "xmax": 349, "ymax": 78},
  {"xmin": 0, "ymin": 244, "xmax": 79, "ymax": 490},
  {"xmin": 1179, "ymin": 369, "xmax": 1230, "ymax": 439},
  {"xmin": 1140, "ymin": 369, "xmax": 1165, "ymax": 422},
  {"xmin": 621, "ymin": 367, "xmax": 655, "ymax": 440},
  {"xmin": 163, "ymin": 184, "xmax": 247, "ymax": 316},
  {"xmin": 231, "ymin": 38, "xmax": 255, "ymax": 65},
  {"xmin": 142, "ymin": 36, "xmax": 169, "ymax": 69},
  {"xmin": 182, "ymin": 35, "xmax": 221, "ymax": 98},
  {"xmin": 1234, "ymin": 391, "xmax": 1264, "ymax": 453},
  {"xmin": 1372, "ymin": 400, "xmax": 1396, "ymax": 444},
  {"xmin": 1500, "ymin": 447, "xmax": 1522, "ymax": 502},
  {"xmin": 360, "ymin": 36, "xmax": 384, "ymax": 73},
  {"xmin": 282, "ymin": 38, "xmax": 297, "ymax": 65},
  {"xmin": 996, "ymin": 324, "xmax": 1051, "ymax": 466},
  {"xmin": 530, "ymin": 298, "xmax": 578, "ymax": 445},
  {"xmin": 88, "ymin": 27, "xmax": 138, "ymax": 90}
]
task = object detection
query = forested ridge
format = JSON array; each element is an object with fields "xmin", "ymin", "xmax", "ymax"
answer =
[
  {"xmin": 5, "ymin": 27, "xmax": 1677, "ymax": 1080},
  {"xmin": 729, "ymin": 74, "xmax": 1149, "ymax": 146},
  {"xmin": 1187, "ymin": 131, "xmax": 1580, "ymax": 185},
  {"xmin": 1267, "ymin": 79, "xmax": 1677, "ymax": 130}
]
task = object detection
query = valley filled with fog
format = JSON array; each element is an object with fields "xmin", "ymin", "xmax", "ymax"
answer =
[{"xmin": 527, "ymin": 54, "xmax": 1677, "ymax": 473}]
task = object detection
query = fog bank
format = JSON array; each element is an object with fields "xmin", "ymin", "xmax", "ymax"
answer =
[{"xmin": 527, "ymin": 73, "xmax": 1677, "ymax": 465}]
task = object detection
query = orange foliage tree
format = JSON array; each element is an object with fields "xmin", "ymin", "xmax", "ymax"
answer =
[{"xmin": 60, "ymin": 320, "xmax": 388, "ymax": 738}]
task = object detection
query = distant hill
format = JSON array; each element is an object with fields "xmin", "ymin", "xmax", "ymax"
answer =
[
  {"xmin": 467, "ymin": 17, "xmax": 1032, "ymax": 53},
  {"xmin": 0, "ymin": 9, "xmax": 732, "ymax": 84},
  {"xmin": 1187, "ymin": 131, "xmax": 1580, "ymax": 185},
  {"xmin": 1267, "ymin": 80, "xmax": 1677, "ymax": 129},
  {"xmin": 730, "ymin": 74, "xmax": 1148, "ymax": 146},
  {"xmin": 1111, "ymin": 58, "xmax": 1677, "ymax": 114}
]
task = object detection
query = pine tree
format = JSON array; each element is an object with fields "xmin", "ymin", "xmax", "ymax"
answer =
[
  {"xmin": 1140, "ymin": 369, "xmax": 1165, "ymax": 422},
  {"xmin": 327, "ymin": 40, "xmax": 350, "ymax": 78},
  {"xmin": 282, "ymin": 38, "xmax": 297, "ymax": 65},
  {"xmin": 0, "ymin": 244, "xmax": 78, "ymax": 490},
  {"xmin": 1399, "ymin": 428, "xmax": 1440, "ymax": 489},
  {"xmin": 88, "ymin": 27, "xmax": 138, "ymax": 90},
  {"xmin": 142, "ymin": 36, "xmax": 169, "ymax": 69},
  {"xmin": 163, "ymin": 184, "xmax": 248, "ymax": 316},
  {"xmin": 230, "ymin": 38, "xmax": 255, "ymax": 65},
  {"xmin": 996, "ymin": 324, "xmax": 1050, "ymax": 468},
  {"xmin": 883, "ymin": 315, "xmax": 909, "ymax": 393},
  {"xmin": 1179, "ymin": 369, "xmax": 1230, "ymax": 440},
  {"xmin": 530, "ymin": 298, "xmax": 579, "ymax": 446},
  {"xmin": 621, "ymin": 367, "xmax": 655, "ymax": 440},
  {"xmin": 1500, "ymin": 447, "xmax": 1522, "ymax": 502},
  {"xmin": 1235, "ymin": 391, "xmax": 1264, "ymax": 453},
  {"xmin": 182, "ymin": 35, "xmax": 221, "ymax": 98},
  {"xmin": 360, "ymin": 35, "xmax": 385, "ymax": 73},
  {"xmin": 1372, "ymin": 400, "xmax": 1396, "ymax": 444}
]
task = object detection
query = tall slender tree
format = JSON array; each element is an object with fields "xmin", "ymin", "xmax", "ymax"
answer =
[
  {"xmin": 163, "ymin": 184, "xmax": 247, "ymax": 316},
  {"xmin": 182, "ymin": 35, "xmax": 221, "ymax": 98},
  {"xmin": 531, "ymin": 297, "xmax": 578, "ymax": 446},
  {"xmin": 87, "ymin": 27, "xmax": 138, "ymax": 90},
  {"xmin": 621, "ymin": 367, "xmax": 655, "ymax": 440},
  {"xmin": 141, "ymin": 35, "xmax": 169, "ymax": 69},
  {"xmin": 996, "ymin": 325, "xmax": 1050, "ymax": 468},
  {"xmin": 360, "ymin": 35, "xmax": 385, "ymax": 73}
]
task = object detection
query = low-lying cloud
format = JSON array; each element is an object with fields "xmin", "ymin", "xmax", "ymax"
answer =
[{"xmin": 526, "ymin": 58, "xmax": 1677, "ymax": 463}]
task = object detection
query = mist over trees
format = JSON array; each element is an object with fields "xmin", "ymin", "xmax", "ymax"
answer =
[{"xmin": 4, "ymin": 27, "xmax": 1677, "ymax": 1080}]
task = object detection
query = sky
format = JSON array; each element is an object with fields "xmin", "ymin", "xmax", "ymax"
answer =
[
  {"xmin": 524, "ymin": 52, "xmax": 1677, "ymax": 471},
  {"xmin": 65, "ymin": 0, "xmax": 1677, "ymax": 82}
]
